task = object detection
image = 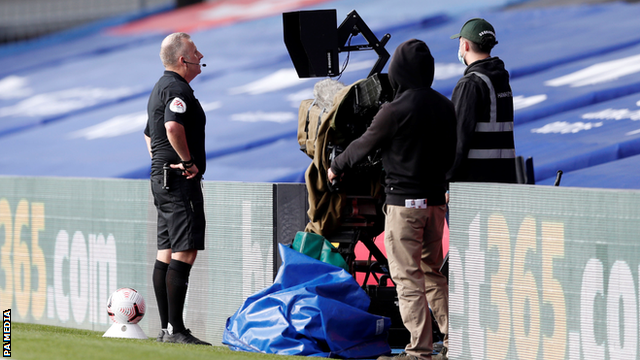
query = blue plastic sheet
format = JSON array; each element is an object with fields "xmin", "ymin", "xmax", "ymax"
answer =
[{"xmin": 223, "ymin": 244, "xmax": 391, "ymax": 358}]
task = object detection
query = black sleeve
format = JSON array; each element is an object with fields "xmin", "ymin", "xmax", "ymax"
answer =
[
  {"xmin": 330, "ymin": 104, "xmax": 396, "ymax": 175},
  {"xmin": 163, "ymin": 84, "xmax": 189, "ymax": 126},
  {"xmin": 443, "ymin": 101, "xmax": 458, "ymax": 177},
  {"xmin": 447, "ymin": 77, "xmax": 479, "ymax": 181}
]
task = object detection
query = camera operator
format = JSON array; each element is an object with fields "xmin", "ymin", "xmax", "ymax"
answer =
[{"xmin": 328, "ymin": 39, "xmax": 456, "ymax": 360}]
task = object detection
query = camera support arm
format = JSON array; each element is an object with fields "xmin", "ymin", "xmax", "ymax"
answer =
[{"xmin": 337, "ymin": 10, "xmax": 391, "ymax": 77}]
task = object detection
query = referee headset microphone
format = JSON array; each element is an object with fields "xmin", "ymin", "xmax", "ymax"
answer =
[{"xmin": 183, "ymin": 60, "xmax": 207, "ymax": 67}]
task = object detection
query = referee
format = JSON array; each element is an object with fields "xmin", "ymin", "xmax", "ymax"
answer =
[{"xmin": 144, "ymin": 32, "xmax": 209, "ymax": 345}]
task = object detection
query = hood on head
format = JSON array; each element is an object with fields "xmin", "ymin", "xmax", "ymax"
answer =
[{"xmin": 388, "ymin": 39, "xmax": 434, "ymax": 96}]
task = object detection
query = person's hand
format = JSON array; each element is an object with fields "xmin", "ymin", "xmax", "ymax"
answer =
[
  {"xmin": 171, "ymin": 163, "xmax": 199, "ymax": 179},
  {"xmin": 327, "ymin": 168, "xmax": 338, "ymax": 183},
  {"xmin": 445, "ymin": 191, "xmax": 450, "ymax": 204}
]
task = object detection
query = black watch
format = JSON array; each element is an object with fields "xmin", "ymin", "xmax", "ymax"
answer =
[{"xmin": 181, "ymin": 158, "xmax": 194, "ymax": 169}]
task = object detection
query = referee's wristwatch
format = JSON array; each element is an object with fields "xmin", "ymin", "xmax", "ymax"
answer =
[{"xmin": 181, "ymin": 158, "xmax": 194, "ymax": 170}]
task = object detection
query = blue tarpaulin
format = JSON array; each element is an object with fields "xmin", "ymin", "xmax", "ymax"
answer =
[{"xmin": 223, "ymin": 244, "xmax": 391, "ymax": 358}]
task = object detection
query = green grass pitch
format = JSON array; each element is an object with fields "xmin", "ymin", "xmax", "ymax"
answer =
[{"xmin": 14, "ymin": 322, "xmax": 303, "ymax": 360}]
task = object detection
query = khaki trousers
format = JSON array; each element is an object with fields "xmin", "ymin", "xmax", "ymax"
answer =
[{"xmin": 384, "ymin": 204, "xmax": 449, "ymax": 360}]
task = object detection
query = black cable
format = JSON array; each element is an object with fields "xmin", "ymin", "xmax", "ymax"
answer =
[{"xmin": 336, "ymin": 34, "xmax": 353, "ymax": 80}]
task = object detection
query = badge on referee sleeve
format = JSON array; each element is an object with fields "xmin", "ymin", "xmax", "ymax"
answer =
[{"xmin": 170, "ymin": 97, "xmax": 187, "ymax": 113}]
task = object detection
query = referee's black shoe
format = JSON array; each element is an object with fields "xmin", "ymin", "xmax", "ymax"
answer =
[
  {"xmin": 157, "ymin": 329, "xmax": 168, "ymax": 342},
  {"xmin": 166, "ymin": 329, "xmax": 211, "ymax": 345}
]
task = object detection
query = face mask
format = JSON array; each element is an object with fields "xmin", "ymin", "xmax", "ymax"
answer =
[{"xmin": 457, "ymin": 47, "xmax": 467, "ymax": 66}]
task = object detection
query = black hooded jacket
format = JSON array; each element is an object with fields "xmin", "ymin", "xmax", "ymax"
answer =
[{"xmin": 330, "ymin": 39, "xmax": 457, "ymax": 206}]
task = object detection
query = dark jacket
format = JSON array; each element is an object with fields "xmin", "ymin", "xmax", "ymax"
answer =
[
  {"xmin": 330, "ymin": 39, "xmax": 457, "ymax": 206},
  {"xmin": 447, "ymin": 57, "xmax": 516, "ymax": 183}
]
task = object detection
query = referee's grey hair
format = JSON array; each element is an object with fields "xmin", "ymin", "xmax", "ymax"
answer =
[{"xmin": 160, "ymin": 32, "xmax": 192, "ymax": 67}]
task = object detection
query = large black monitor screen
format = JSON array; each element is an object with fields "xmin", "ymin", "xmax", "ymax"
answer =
[{"xmin": 283, "ymin": 10, "xmax": 339, "ymax": 78}]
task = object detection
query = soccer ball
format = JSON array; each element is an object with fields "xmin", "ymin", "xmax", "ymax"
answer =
[{"xmin": 107, "ymin": 287, "xmax": 146, "ymax": 324}]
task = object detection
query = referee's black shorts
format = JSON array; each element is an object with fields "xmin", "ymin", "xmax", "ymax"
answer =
[{"xmin": 150, "ymin": 174, "xmax": 205, "ymax": 252}]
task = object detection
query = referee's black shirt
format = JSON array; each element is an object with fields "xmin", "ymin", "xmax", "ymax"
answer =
[{"xmin": 145, "ymin": 71, "xmax": 206, "ymax": 177}]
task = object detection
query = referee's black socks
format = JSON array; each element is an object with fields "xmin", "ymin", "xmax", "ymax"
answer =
[
  {"xmin": 152, "ymin": 260, "xmax": 170, "ymax": 330},
  {"xmin": 166, "ymin": 259, "xmax": 193, "ymax": 334}
]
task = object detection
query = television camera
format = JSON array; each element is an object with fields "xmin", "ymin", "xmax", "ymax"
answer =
[{"xmin": 283, "ymin": 9, "xmax": 444, "ymax": 347}]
